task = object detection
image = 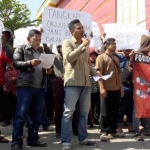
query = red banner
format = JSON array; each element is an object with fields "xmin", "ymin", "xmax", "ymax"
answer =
[{"xmin": 133, "ymin": 53, "xmax": 150, "ymax": 118}]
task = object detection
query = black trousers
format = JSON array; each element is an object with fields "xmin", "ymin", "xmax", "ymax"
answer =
[
  {"xmin": 88, "ymin": 92, "xmax": 100, "ymax": 126},
  {"xmin": 105, "ymin": 90, "xmax": 121, "ymax": 134},
  {"xmin": 3, "ymin": 92, "xmax": 16, "ymax": 123},
  {"xmin": 0, "ymin": 86, "xmax": 5, "ymax": 114}
]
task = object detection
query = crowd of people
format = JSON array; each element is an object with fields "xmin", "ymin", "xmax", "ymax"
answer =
[{"xmin": 0, "ymin": 19, "xmax": 150, "ymax": 150}]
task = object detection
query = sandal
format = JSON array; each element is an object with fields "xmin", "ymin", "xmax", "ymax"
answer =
[
  {"xmin": 143, "ymin": 132, "xmax": 150, "ymax": 136},
  {"xmin": 0, "ymin": 136, "xmax": 9, "ymax": 143},
  {"xmin": 133, "ymin": 133, "xmax": 144, "ymax": 141},
  {"xmin": 80, "ymin": 141, "xmax": 99, "ymax": 147},
  {"xmin": 62, "ymin": 145, "xmax": 71, "ymax": 150},
  {"xmin": 2, "ymin": 122, "xmax": 11, "ymax": 127}
]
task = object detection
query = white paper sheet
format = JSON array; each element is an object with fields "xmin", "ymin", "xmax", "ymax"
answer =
[
  {"xmin": 39, "ymin": 54, "xmax": 56, "ymax": 68},
  {"xmin": 93, "ymin": 71, "xmax": 113, "ymax": 81}
]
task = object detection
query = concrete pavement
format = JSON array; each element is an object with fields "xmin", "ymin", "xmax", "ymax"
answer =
[{"xmin": 0, "ymin": 123, "xmax": 150, "ymax": 150}]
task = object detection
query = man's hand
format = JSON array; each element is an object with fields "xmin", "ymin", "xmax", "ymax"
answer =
[
  {"xmin": 121, "ymin": 88, "xmax": 124, "ymax": 97},
  {"xmin": 82, "ymin": 38, "xmax": 90, "ymax": 46},
  {"xmin": 46, "ymin": 68, "xmax": 52, "ymax": 75},
  {"xmin": 129, "ymin": 50, "xmax": 134, "ymax": 62},
  {"xmin": 30, "ymin": 59, "xmax": 41, "ymax": 67},
  {"xmin": 100, "ymin": 88, "xmax": 107, "ymax": 98},
  {"xmin": 10, "ymin": 77, "xmax": 17, "ymax": 82}
]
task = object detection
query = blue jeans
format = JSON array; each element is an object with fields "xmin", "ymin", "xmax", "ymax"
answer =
[
  {"xmin": 26, "ymin": 103, "xmax": 50, "ymax": 130},
  {"xmin": 12, "ymin": 87, "xmax": 44, "ymax": 146},
  {"xmin": 41, "ymin": 103, "xmax": 50, "ymax": 130},
  {"xmin": 133, "ymin": 111, "xmax": 150, "ymax": 134},
  {"xmin": 61, "ymin": 86, "xmax": 91, "ymax": 146}
]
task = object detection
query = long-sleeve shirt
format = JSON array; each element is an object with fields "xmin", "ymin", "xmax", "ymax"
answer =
[
  {"xmin": 0, "ymin": 47, "xmax": 13, "ymax": 86},
  {"xmin": 62, "ymin": 37, "xmax": 91, "ymax": 87}
]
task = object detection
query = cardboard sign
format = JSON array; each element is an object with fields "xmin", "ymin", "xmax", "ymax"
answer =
[
  {"xmin": 103, "ymin": 23, "xmax": 149, "ymax": 50},
  {"xmin": 42, "ymin": 6, "xmax": 92, "ymax": 45},
  {"xmin": 133, "ymin": 53, "xmax": 150, "ymax": 118},
  {"xmin": 90, "ymin": 21, "xmax": 102, "ymax": 48}
]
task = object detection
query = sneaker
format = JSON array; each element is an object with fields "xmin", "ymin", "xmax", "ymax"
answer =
[
  {"xmin": 11, "ymin": 144, "xmax": 22, "ymax": 150},
  {"xmin": 28, "ymin": 140, "xmax": 47, "ymax": 147},
  {"xmin": 107, "ymin": 134, "xmax": 113, "ymax": 139},
  {"xmin": 62, "ymin": 145, "xmax": 71, "ymax": 150},
  {"xmin": 43, "ymin": 126, "xmax": 55, "ymax": 131},
  {"xmin": 100, "ymin": 134, "xmax": 109, "ymax": 142},
  {"xmin": 112, "ymin": 132, "xmax": 125, "ymax": 137}
]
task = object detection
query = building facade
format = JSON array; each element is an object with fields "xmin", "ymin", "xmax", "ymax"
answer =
[{"xmin": 36, "ymin": 0, "xmax": 150, "ymax": 34}]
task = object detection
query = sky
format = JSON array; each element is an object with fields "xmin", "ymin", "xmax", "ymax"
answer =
[{"xmin": 19, "ymin": 0, "xmax": 44, "ymax": 20}]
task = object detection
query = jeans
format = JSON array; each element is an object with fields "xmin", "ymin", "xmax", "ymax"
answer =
[
  {"xmin": 41, "ymin": 104, "xmax": 50, "ymax": 130},
  {"xmin": 61, "ymin": 86, "xmax": 91, "ymax": 146},
  {"xmin": 12, "ymin": 87, "xmax": 45, "ymax": 146},
  {"xmin": 105, "ymin": 90, "xmax": 121, "ymax": 134},
  {"xmin": 133, "ymin": 111, "xmax": 150, "ymax": 134},
  {"xmin": 133, "ymin": 111, "xmax": 140, "ymax": 134},
  {"xmin": 118, "ymin": 89, "xmax": 133, "ymax": 126}
]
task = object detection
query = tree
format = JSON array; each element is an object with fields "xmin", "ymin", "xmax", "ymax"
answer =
[{"xmin": 0, "ymin": 0, "xmax": 41, "ymax": 32}]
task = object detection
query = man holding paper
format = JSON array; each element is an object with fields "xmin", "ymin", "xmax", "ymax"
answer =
[
  {"xmin": 96, "ymin": 38, "xmax": 124, "ymax": 142},
  {"xmin": 11, "ymin": 29, "xmax": 52, "ymax": 150},
  {"xmin": 61, "ymin": 19, "xmax": 98, "ymax": 150}
]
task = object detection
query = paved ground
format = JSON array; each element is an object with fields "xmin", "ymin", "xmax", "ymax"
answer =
[{"xmin": 0, "ymin": 123, "xmax": 150, "ymax": 150}]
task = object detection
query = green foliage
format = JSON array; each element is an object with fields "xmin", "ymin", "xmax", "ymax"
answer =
[{"xmin": 0, "ymin": 0, "xmax": 41, "ymax": 32}]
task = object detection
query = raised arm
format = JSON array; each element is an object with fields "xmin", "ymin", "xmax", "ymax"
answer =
[{"xmin": 62, "ymin": 39, "xmax": 87, "ymax": 63}]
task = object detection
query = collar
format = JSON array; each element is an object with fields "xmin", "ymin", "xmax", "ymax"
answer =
[
  {"xmin": 71, "ymin": 37, "xmax": 78, "ymax": 43},
  {"xmin": 25, "ymin": 44, "xmax": 42, "ymax": 53}
]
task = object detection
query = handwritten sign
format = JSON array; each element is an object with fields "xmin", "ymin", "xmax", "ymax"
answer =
[
  {"xmin": 13, "ymin": 27, "xmax": 40, "ymax": 48},
  {"xmin": 90, "ymin": 21, "xmax": 101, "ymax": 48},
  {"xmin": 103, "ymin": 23, "xmax": 150, "ymax": 50},
  {"xmin": 42, "ymin": 7, "xmax": 92, "ymax": 45}
]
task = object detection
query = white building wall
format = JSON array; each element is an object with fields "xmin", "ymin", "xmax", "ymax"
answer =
[{"xmin": 117, "ymin": 0, "xmax": 146, "ymax": 28}]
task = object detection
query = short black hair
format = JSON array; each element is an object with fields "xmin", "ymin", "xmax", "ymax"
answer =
[
  {"xmin": 103, "ymin": 38, "xmax": 116, "ymax": 51},
  {"xmin": 28, "ymin": 29, "xmax": 41, "ymax": 38},
  {"xmin": 57, "ymin": 45, "xmax": 62, "ymax": 53},
  {"xmin": 68, "ymin": 19, "xmax": 80, "ymax": 30}
]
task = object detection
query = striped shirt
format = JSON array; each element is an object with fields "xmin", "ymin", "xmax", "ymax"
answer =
[{"xmin": 62, "ymin": 37, "xmax": 91, "ymax": 87}]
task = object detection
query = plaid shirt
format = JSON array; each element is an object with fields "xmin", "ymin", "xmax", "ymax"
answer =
[{"xmin": 3, "ymin": 67, "xmax": 18, "ymax": 94}]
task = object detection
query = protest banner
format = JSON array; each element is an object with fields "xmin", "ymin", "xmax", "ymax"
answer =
[
  {"xmin": 133, "ymin": 53, "xmax": 150, "ymax": 118},
  {"xmin": 42, "ymin": 6, "xmax": 92, "ymax": 45},
  {"xmin": 103, "ymin": 23, "xmax": 149, "ymax": 50},
  {"xmin": 90, "ymin": 21, "xmax": 102, "ymax": 48},
  {"xmin": 13, "ymin": 27, "xmax": 40, "ymax": 48}
]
